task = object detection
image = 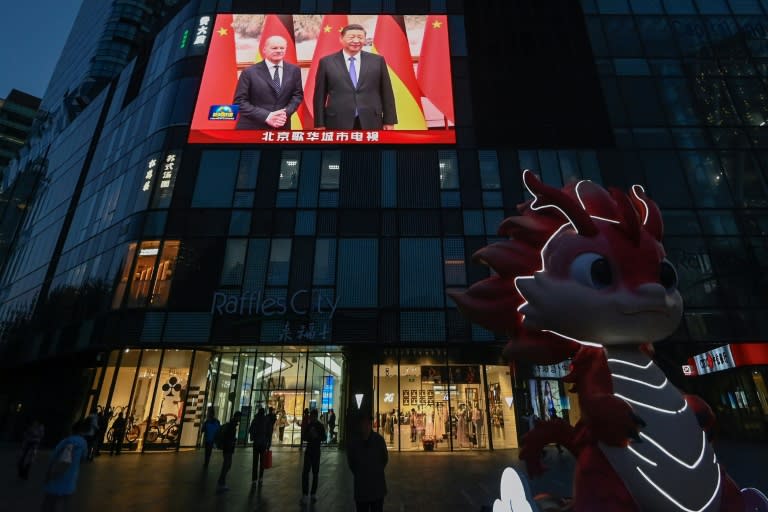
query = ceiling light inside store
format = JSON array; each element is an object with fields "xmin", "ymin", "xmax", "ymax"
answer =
[
  {"xmin": 255, "ymin": 357, "xmax": 289, "ymax": 378},
  {"xmin": 313, "ymin": 356, "xmax": 342, "ymax": 376}
]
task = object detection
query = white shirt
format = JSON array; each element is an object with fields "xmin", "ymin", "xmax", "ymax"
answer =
[{"xmin": 267, "ymin": 61, "xmax": 283, "ymax": 84}]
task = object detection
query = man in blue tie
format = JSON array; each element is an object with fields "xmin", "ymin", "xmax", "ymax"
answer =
[
  {"xmin": 234, "ymin": 35, "xmax": 304, "ymax": 130},
  {"xmin": 313, "ymin": 24, "xmax": 397, "ymax": 130}
]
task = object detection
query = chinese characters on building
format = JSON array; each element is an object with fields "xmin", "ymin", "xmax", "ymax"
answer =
[{"xmin": 260, "ymin": 130, "xmax": 380, "ymax": 143}]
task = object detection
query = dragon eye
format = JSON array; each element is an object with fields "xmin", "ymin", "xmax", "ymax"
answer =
[
  {"xmin": 660, "ymin": 260, "xmax": 678, "ymax": 290},
  {"xmin": 570, "ymin": 253, "xmax": 613, "ymax": 289}
]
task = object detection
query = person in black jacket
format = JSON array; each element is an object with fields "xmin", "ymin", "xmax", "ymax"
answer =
[
  {"xmin": 300, "ymin": 409, "xmax": 326, "ymax": 505},
  {"xmin": 347, "ymin": 414, "xmax": 388, "ymax": 512},
  {"xmin": 217, "ymin": 411, "xmax": 241, "ymax": 493},
  {"xmin": 249, "ymin": 407, "xmax": 269, "ymax": 485}
]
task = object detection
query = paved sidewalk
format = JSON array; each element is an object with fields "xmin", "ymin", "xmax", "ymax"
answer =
[{"xmin": 2, "ymin": 440, "xmax": 766, "ymax": 512}]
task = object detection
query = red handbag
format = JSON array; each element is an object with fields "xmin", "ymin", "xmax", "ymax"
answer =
[{"xmin": 262, "ymin": 449, "xmax": 273, "ymax": 469}]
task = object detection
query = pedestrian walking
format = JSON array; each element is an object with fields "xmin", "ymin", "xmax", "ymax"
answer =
[
  {"xmin": 216, "ymin": 411, "xmax": 241, "ymax": 493},
  {"xmin": 17, "ymin": 418, "xmax": 45, "ymax": 480},
  {"xmin": 300, "ymin": 408, "xmax": 310, "ymax": 449},
  {"xmin": 83, "ymin": 408, "xmax": 99, "ymax": 461},
  {"xmin": 248, "ymin": 407, "xmax": 269, "ymax": 485},
  {"xmin": 201, "ymin": 408, "xmax": 220, "ymax": 468},
  {"xmin": 109, "ymin": 412, "xmax": 126, "ymax": 456},
  {"xmin": 41, "ymin": 420, "xmax": 89, "ymax": 512},
  {"xmin": 347, "ymin": 414, "xmax": 388, "ymax": 512},
  {"xmin": 277, "ymin": 410, "xmax": 288, "ymax": 443},
  {"xmin": 300, "ymin": 409, "xmax": 326, "ymax": 505},
  {"xmin": 266, "ymin": 406, "xmax": 277, "ymax": 449},
  {"xmin": 328, "ymin": 409, "xmax": 336, "ymax": 443}
]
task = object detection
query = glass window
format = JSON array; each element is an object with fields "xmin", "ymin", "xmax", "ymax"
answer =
[
  {"xmin": 636, "ymin": 17, "xmax": 679, "ymax": 57},
  {"xmin": 295, "ymin": 211, "xmax": 316, "ymax": 235},
  {"xmin": 127, "ymin": 241, "xmax": 161, "ymax": 307},
  {"xmin": 479, "ymin": 151, "xmax": 500, "ymax": 189},
  {"xmin": 729, "ymin": 0, "xmax": 763, "ymax": 13},
  {"xmin": 678, "ymin": 151, "xmax": 734, "ymax": 207},
  {"xmin": 439, "ymin": 151, "xmax": 459, "ymax": 189},
  {"xmin": 220, "ymin": 239, "xmax": 247, "ymax": 286},
  {"xmin": 485, "ymin": 210, "xmax": 504, "ymax": 235},
  {"xmin": 320, "ymin": 151, "xmax": 340, "ymax": 190},
  {"xmin": 337, "ymin": 239, "xmax": 378, "ymax": 307},
  {"xmin": 664, "ymin": 0, "xmax": 696, "ymax": 13},
  {"xmin": 630, "ymin": 0, "xmax": 664, "ymax": 14},
  {"xmin": 664, "ymin": 237, "xmax": 719, "ymax": 307},
  {"xmin": 598, "ymin": 0, "xmax": 630, "ymax": 13},
  {"xmin": 279, "ymin": 151, "xmax": 301, "ymax": 190},
  {"xmin": 639, "ymin": 151, "xmax": 693, "ymax": 207},
  {"xmin": 267, "ymin": 239, "xmax": 292, "ymax": 286},
  {"xmin": 443, "ymin": 238, "xmax": 466, "ymax": 286},
  {"xmin": 313, "ymin": 239, "xmax": 337, "ymax": 286},
  {"xmin": 144, "ymin": 349, "xmax": 192, "ymax": 451},
  {"xmin": 151, "ymin": 152, "xmax": 180, "ymax": 209},
  {"xmin": 237, "ymin": 151, "xmax": 260, "ymax": 189},
  {"xmin": 614, "ymin": 58, "xmax": 651, "ymax": 75},
  {"xmin": 719, "ymin": 151, "xmax": 768, "ymax": 207},
  {"xmin": 382, "ymin": 151, "xmax": 397, "ymax": 207},
  {"xmin": 602, "ymin": 16, "xmax": 643, "ymax": 56},
  {"xmin": 400, "ymin": 239, "xmax": 443, "ymax": 307},
  {"xmin": 463, "ymin": 210, "xmax": 485, "ymax": 235},
  {"xmin": 695, "ymin": 0, "xmax": 729, "ymax": 13},
  {"xmin": 112, "ymin": 243, "xmax": 137, "ymax": 308},
  {"xmin": 192, "ymin": 151, "xmax": 239, "ymax": 207},
  {"xmin": 149, "ymin": 241, "xmax": 179, "ymax": 308},
  {"xmin": 229, "ymin": 211, "xmax": 251, "ymax": 236}
]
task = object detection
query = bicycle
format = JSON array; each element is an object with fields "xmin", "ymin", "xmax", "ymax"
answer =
[
  {"xmin": 106, "ymin": 413, "xmax": 140, "ymax": 444},
  {"xmin": 145, "ymin": 413, "xmax": 179, "ymax": 443}
]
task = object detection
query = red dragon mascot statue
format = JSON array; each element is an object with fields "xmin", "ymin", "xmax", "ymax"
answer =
[{"xmin": 451, "ymin": 170, "xmax": 766, "ymax": 512}]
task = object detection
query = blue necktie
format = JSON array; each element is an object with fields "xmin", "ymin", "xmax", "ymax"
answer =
[
  {"xmin": 349, "ymin": 57, "xmax": 358, "ymax": 88},
  {"xmin": 272, "ymin": 65, "xmax": 281, "ymax": 91}
]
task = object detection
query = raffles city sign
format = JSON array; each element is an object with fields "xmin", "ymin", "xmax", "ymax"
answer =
[{"xmin": 210, "ymin": 289, "xmax": 339, "ymax": 318}]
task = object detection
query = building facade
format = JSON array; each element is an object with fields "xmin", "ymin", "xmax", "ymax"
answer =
[{"xmin": 0, "ymin": 0, "xmax": 767, "ymax": 452}]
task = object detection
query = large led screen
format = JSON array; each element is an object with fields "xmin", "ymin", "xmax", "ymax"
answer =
[{"xmin": 189, "ymin": 14, "xmax": 455, "ymax": 145}]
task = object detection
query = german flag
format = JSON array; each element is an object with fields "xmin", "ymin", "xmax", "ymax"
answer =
[
  {"xmin": 256, "ymin": 15, "xmax": 302, "ymax": 129},
  {"xmin": 191, "ymin": 14, "xmax": 238, "ymax": 131},
  {"xmin": 417, "ymin": 15, "xmax": 454, "ymax": 125},
  {"xmin": 298, "ymin": 14, "xmax": 349, "ymax": 129},
  {"xmin": 372, "ymin": 16, "xmax": 427, "ymax": 130}
]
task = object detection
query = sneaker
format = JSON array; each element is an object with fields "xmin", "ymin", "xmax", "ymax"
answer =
[
  {"xmin": 311, "ymin": 495, "xmax": 317, "ymax": 503},
  {"xmin": 300, "ymin": 495, "xmax": 310, "ymax": 505}
]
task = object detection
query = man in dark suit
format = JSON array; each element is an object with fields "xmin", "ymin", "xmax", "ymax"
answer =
[
  {"xmin": 234, "ymin": 35, "xmax": 303, "ymax": 130},
  {"xmin": 313, "ymin": 24, "xmax": 397, "ymax": 130}
]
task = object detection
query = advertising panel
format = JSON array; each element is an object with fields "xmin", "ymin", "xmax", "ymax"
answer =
[{"xmin": 189, "ymin": 14, "xmax": 455, "ymax": 144}]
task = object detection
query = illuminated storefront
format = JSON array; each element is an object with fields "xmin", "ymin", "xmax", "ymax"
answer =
[
  {"xmin": 89, "ymin": 347, "xmax": 344, "ymax": 452},
  {"xmin": 371, "ymin": 349, "xmax": 520, "ymax": 452}
]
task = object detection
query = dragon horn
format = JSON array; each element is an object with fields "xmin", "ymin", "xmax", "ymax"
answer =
[
  {"xmin": 522, "ymin": 170, "xmax": 598, "ymax": 236},
  {"xmin": 630, "ymin": 185, "xmax": 663, "ymax": 241}
]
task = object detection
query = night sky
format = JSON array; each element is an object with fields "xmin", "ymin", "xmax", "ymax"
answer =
[{"xmin": 0, "ymin": 1, "xmax": 82, "ymax": 100}]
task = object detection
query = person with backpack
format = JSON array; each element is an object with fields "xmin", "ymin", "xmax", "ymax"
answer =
[
  {"xmin": 42, "ymin": 420, "xmax": 89, "ymax": 512},
  {"xmin": 216, "ymin": 411, "xmax": 241, "ymax": 493},
  {"xmin": 201, "ymin": 408, "xmax": 220, "ymax": 468},
  {"xmin": 248, "ymin": 407, "xmax": 269, "ymax": 485}
]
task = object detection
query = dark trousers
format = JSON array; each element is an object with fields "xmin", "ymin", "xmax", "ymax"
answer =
[
  {"xmin": 41, "ymin": 493, "xmax": 70, "ymax": 512},
  {"xmin": 301, "ymin": 450, "xmax": 320, "ymax": 495},
  {"xmin": 204, "ymin": 442, "xmax": 214, "ymax": 466},
  {"xmin": 218, "ymin": 452, "xmax": 233, "ymax": 485},
  {"xmin": 356, "ymin": 499, "xmax": 384, "ymax": 512},
  {"xmin": 17, "ymin": 441, "xmax": 36, "ymax": 479},
  {"xmin": 109, "ymin": 432, "xmax": 123, "ymax": 455},
  {"xmin": 252, "ymin": 446, "xmax": 266, "ymax": 481}
]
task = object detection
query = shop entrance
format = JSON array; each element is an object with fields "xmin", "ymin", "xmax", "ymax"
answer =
[
  {"xmin": 372, "ymin": 362, "xmax": 518, "ymax": 451},
  {"xmin": 90, "ymin": 346, "xmax": 344, "ymax": 452}
]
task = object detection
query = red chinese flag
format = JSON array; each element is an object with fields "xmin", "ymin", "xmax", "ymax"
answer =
[
  {"xmin": 191, "ymin": 14, "xmax": 238, "ymax": 131},
  {"xmin": 372, "ymin": 15, "xmax": 426, "ymax": 130},
  {"xmin": 298, "ymin": 14, "xmax": 349, "ymax": 128},
  {"xmin": 417, "ymin": 15, "xmax": 454, "ymax": 124}
]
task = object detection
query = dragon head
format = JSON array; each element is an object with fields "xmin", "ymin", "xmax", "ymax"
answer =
[{"xmin": 451, "ymin": 171, "xmax": 683, "ymax": 360}]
